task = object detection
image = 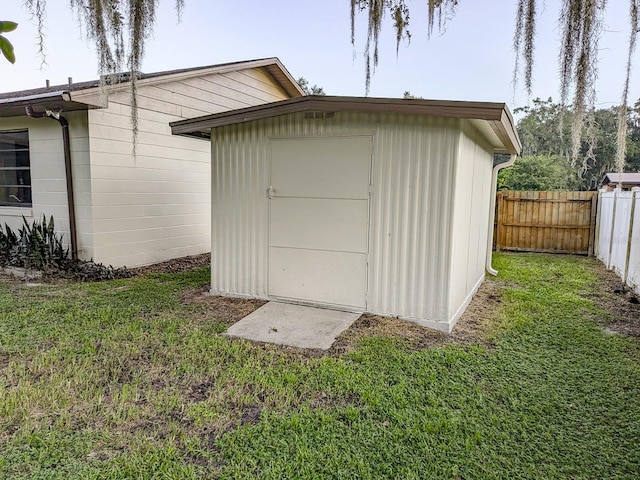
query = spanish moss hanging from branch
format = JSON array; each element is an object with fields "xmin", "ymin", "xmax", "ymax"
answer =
[
  {"xmin": 351, "ymin": 0, "xmax": 413, "ymax": 95},
  {"xmin": 24, "ymin": 0, "xmax": 184, "ymax": 153},
  {"xmin": 351, "ymin": 0, "xmax": 640, "ymax": 179},
  {"xmin": 560, "ymin": 1, "xmax": 605, "ymax": 169},
  {"xmin": 351, "ymin": 1, "xmax": 459, "ymax": 94},
  {"xmin": 512, "ymin": 0, "xmax": 536, "ymax": 96}
]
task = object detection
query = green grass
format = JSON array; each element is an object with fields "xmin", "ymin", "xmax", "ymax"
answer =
[{"xmin": 0, "ymin": 254, "xmax": 638, "ymax": 479}]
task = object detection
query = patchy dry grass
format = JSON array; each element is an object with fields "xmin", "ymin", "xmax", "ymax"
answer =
[{"xmin": 0, "ymin": 254, "xmax": 638, "ymax": 479}]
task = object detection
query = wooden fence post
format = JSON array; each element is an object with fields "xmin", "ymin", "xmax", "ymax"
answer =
[
  {"xmin": 495, "ymin": 192, "xmax": 503, "ymax": 252},
  {"xmin": 588, "ymin": 193, "xmax": 598, "ymax": 257}
]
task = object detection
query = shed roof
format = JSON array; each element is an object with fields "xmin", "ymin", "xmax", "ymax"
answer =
[
  {"xmin": 0, "ymin": 57, "xmax": 303, "ymax": 117},
  {"xmin": 601, "ymin": 172, "xmax": 640, "ymax": 186},
  {"xmin": 170, "ymin": 95, "xmax": 522, "ymax": 154}
]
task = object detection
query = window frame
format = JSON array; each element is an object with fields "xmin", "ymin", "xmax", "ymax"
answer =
[{"xmin": 0, "ymin": 129, "xmax": 32, "ymax": 208}]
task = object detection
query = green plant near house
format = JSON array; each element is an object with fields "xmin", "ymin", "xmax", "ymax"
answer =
[
  {"xmin": 16, "ymin": 215, "xmax": 68, "ymax": 270},
  {"xmin": 0, "ymin": 215, "xmax": 68, "ymax": 270},
  {"xmin": 0, "ymin": 223, "xmax": 18, "ymax": 259},
  {"xmin": 0, "ymin": 215, "xmax": 132, "ymax": 281},
  {"xmin": 0, "ymin": 20, "xmax": 17, "ymax": 64}
]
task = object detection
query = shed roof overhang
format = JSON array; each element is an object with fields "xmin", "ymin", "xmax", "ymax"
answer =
[{"xmin": 170, "ymin": 95, "xmax": 522, "ymax": 155}]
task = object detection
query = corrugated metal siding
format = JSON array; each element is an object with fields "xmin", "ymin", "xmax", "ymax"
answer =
[
  {"xmin": 211, "ymin": 112, "xmax": 480, "ymax": 326},
  {"xmin": 211, "ymin": 112, "xmax": 375, "ymax": 298},
  {"xmin": 367, "ymin": 115, "xmax": 459, "ymax": 323},
  {"xmin": 447, "ymin": 121, "xmax": 494, "ymax": 321}
]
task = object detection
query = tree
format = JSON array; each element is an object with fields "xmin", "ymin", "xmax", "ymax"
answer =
[
  {"xmin": 514, "ymin": 97, "xmax": 640, "ymax": 190},
  {"xmin": 0, "ymin": 21, "xmax": 17, "ymax": 64},
  {"xmin": 13, "ymin": 1, "xmax": 640, "ymax": 171},
  {"xmin": 350, "ymin": 1, "xmax": 640, "ymax": 175},
  {"xmin": 498, "ymin": 155, "xmax": 574, "ymax": 191},
  {"xmin": 514, "ymin": 98, "xmax": 572, "ymax": 158},
  {"xmin": 297, "ymin": 77, "xmax": 326, "ymax": 95}
]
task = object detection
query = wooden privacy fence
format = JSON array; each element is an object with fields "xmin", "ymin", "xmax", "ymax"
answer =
[{"xmin": 494, "ymin": 191, "xmax": 598, "ymax": 255}]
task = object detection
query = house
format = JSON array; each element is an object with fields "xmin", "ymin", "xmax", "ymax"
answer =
[
  {"xmin": 601, "ymin": 172, "xmax": 640, "ymax": 191},
  {"xmin": 0, "ymin": 58, "xmax": 303, "ymax": 267},
  {"xmin": 171, "ymin": 96, "xmax": 521, "ymax": 332}
]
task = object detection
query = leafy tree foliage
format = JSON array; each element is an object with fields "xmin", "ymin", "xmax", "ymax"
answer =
[
  {"xmin": 509, "ymin": 97, "xmax": 640, "ymax": 190},
  {"xmin": 0, "ymin": 21, "xmax": 17, "ymax": 64},
  {"xmin": 297, "ymin": 77, "xmax": 326, "ymax": 95},
  {"xmin": 498, "ymin": 155, "xmax": 574, "ymax": 191}
]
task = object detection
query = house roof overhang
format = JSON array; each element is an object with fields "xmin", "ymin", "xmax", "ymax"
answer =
[
  {"xmin": 0, "ymin": 57, "xmax": 304, "ymax": 118},
  {"xmin": 0, "ymin": 91, "xmax": 100, "ymax": 118},
  {"xmin": 170, "ymin": 95, "xmax": 522, "ymax": 155}
]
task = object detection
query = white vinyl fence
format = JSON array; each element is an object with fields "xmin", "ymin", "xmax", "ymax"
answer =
[{"xmin": 596, "ymin": 188, "xmax": 640, "ymax": 292}]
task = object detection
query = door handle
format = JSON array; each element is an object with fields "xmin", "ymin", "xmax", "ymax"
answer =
[{"xmin": 267, "ymin": 185, "xmax": 275, "ymax": 199}]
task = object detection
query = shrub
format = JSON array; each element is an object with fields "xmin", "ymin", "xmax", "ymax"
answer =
[
  {"xmin": 0, "ymin": 215, "xmax": 132, "ymax": 281},
  {"xmin": 0, "ymin": 215, "xmax": 66, "ymax": 270}
]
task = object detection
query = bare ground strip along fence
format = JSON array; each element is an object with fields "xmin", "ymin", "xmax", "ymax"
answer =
[{"xmin": 494, "ymin": 191, "xmax": 598, "ymax": 255}]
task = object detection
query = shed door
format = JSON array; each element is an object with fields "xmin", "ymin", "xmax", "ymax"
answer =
[{"xmin": 269, "ymin": 136, "xmax": 371, "ymax": 309}]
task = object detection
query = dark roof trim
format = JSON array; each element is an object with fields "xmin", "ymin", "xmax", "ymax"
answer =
[
  {"xmin": 601, "ymin": 172, "xmax": 640, "ymax": 185},
  {"xmin": 0, "ymin": 91, "xmax": 97, "ymax": 118},
  {"xmin": 0, "ymin": 90, "xmax": 71, "ymax": 105},
  {"xmin": 170, "ymin": 95, "xmax": 522, "ymax": 154}
]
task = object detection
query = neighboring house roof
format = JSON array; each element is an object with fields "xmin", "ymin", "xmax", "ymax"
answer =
[
  {"xmin": 0, "ymin": 57, "xmax": 304, "ymax": 118},
  {"xmin": 601, "ymin": 172, "xmax": 640, "ymax": 186},
  {"xmin": 170, "ymin": 95, "xmax": 522, "ymax": 154}
]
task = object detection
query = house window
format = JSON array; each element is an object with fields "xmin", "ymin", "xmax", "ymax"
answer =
[{"xmin": 0, "ymin": 130, "xmax": 31, "ymax": 207}]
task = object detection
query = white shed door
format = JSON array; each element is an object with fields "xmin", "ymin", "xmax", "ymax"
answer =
[{"xmin": 269, "ymin": 136, "xmax": 371, "ymax": 309}]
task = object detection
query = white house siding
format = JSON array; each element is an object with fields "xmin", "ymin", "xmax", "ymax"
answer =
[
  {"xmin": 210, "ymin": 112, "xmax": 479, "ymax": 329},
  {"xmin": 0, "ymin": 112, "xmax": 93, "ymax": 258},
  {"xmin": 447, "ymin": 121, "xmax": 494, "ymax": 327},
  {"xmin": 86, "ymin": 67, "xmax": 289, "ymax": 267}
]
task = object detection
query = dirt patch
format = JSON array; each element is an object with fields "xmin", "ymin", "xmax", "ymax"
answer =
[
  {"xmin": 239, "ymin": 405, "xmax": 263, "ymax": 425},
  {"xmin": 327, "ymin": 277, "xmax": 504, "ymax": 355},
  {"xmin": 128, "ymin": 253, "xmax": 211, "ymax": 276},
  {"xmin": 179, "ymin": 276, "xmax": 505, "ymax": 356},
  {"xmin": 583, "ymin": 259, "xmax": 640, "ymax": 337},
  {"xmin": 189, "ymin": 381, "xmax": 215, "ymax": 402},
  {"xmin": 0, "ymin": 353, "xmax": 9, "ymax": 370},
  {"xmin": 181, "ymin": 286, "xmax": 267, "ymax": 327}
]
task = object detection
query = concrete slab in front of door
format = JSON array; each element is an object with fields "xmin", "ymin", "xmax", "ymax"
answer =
[{"xmin": 224, "ymin": 301, "xmax": 361, "ymax": 350}]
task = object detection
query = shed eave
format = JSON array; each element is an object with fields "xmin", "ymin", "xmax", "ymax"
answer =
[{"xmin": 170, "ymin": 96, "xmax": 522, "ymax": 154}]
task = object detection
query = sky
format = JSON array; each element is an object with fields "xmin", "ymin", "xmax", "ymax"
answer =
[{"xmin": 2, "ymin": 1, "xmax": 638, "ymax": 113}]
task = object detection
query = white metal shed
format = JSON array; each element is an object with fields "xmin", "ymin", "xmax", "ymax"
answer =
[{"xmin": 172, "ymin": 96, "xmax": 521, "ymax": 332}]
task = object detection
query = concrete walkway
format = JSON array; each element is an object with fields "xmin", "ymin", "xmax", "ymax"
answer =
[{"xmin": 225, "ymin": 302, "xmax": 361, "ymax": 350}]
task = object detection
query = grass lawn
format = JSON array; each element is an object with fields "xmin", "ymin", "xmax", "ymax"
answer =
[{"xmin": 0, "ymin": 253, "xmax": 639, "ymax": 479}]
